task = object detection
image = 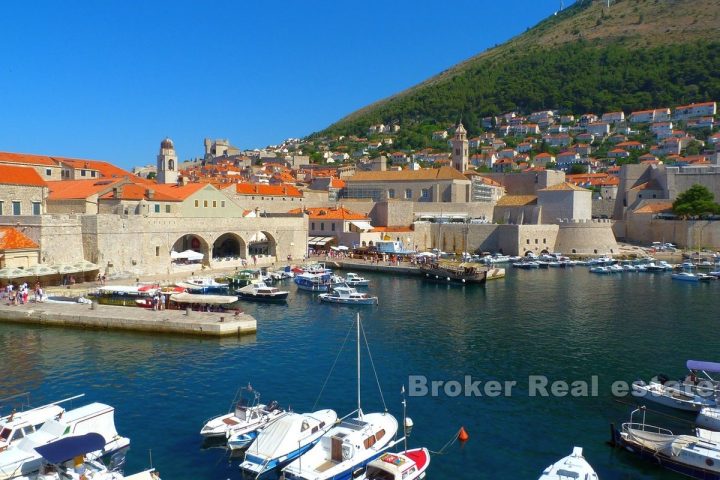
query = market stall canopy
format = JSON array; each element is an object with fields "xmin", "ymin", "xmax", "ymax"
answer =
[
  {"xmin": 171, "ymin": 250, "xmax": 204, "ymax": 261},
  {"xmin": 169, "ymin": 292, "xmax": 238, "ymax": 305},
  {"xmin": 0, "ymin": 267, "xmax": 28, "ymax": 279}
]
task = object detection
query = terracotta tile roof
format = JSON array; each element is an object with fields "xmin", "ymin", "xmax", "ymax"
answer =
[
  {"xmin": 54, "ymin": 157, "xmax": 139, "ymax": 179},
  {"xmin": 0, "ymin": 227, "xmax": 39, "ymax": 250},
  {"xmin": 235, "ymin": 183, "xmax": 302, "ymax": 197},
  {"xmin": 496, "ymin": 195, "xmax": 537, "ymax": 206},
  {"xmin": 98, "ymin": 183, "xmax": 179, "ymax": 201},
  {"xmin": 0, "ymin": 165, "xmax": 47, "ymax": 187},
  {"xmin": 152, "ymin": 182, "xmax": 210, "ymax": 200},
  {"xmin": 534, "ymin": 153, "xmax": 554, "ymax": 159},
  {"xmin": 0, "ymin": 151, "xmax": 58, "ymax": 167},
  {"xmin": 539, "ymin": 182, "xmax": 590, "ymax": 192},
  {"xmin": 47, "ymin": 179, "xmax": 123, "ymax": 200},
  {"xmin": 287, "ymin": 206, "xmax": 368, "ymax": 220},
  {"xmin": 633, "ymin": 202, "xmax": 673, "ymax": 214},
  {"xmin": 370, "ymin": 226, "xmax": 414, "ymax": 233},
  {"xmin": 348, "ymin": 166, "xmax": 468, "ymax": 182},
  {"xmin": 329, "ymin": 178, "xmax": 346, "ymax": 189}
]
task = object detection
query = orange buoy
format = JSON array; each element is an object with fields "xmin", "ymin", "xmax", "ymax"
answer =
[{"xmin": 458, "ymin": 426, "xmax": 469, "ymax": 442}]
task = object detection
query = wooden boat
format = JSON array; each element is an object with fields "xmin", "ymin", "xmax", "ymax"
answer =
[{"xmin": 420, "ymin": 262, "xmax": 487, "ymax": 285}]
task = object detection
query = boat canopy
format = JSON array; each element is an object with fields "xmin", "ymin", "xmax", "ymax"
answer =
[
  {"xmin": 34, "ymin": 432, "xmax": 105, "ymax": 464},
  {"xmin": 169, "ymin": 292, "xmax": 238, "ymax": 305},
  {"xmin": 687, "ymin": 360, "xmax": 720, "ymax": 373}
]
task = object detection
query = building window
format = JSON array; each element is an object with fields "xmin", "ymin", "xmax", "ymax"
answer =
[
  {"xmin": 91, "ymin": 171, "xmax": 96, "ymax": 177},
  {"xmin": 165, "ymin": 205, "xmax": 171, "ymax": 213},
  {"xmin": 81, "ymin": 170, "xmax": 86, "ymax": 177},
  {"xmin": 405, "ymin": 189, "xmax": 412, "ymax": 199},
  {"xmin": 0, "ymin": 201, "xmax": 3, "ymax": 215},
  {"xmin": 203, "ymin": 200, "xmax": 208, "ymax": 207},
  {"xmin": 32, "ymin": 202, "xmax": 41, "ymax": 215},
  {"xmin": 221, "ymin": 201, "xmax": 225, "ymax": 207},
  {"xmin": 388, "ymin": 189, "xmax": 395, "ymax": 199},
  {"xmin": 154, "ymin": 204, "xmax": 160, "ymax": 213},
  {"xmin": 311, "ymin": 222, "xmax": 315, "ymax": 230},
  {"xmin": 421, "ymin": 188, "xmax": 430, "ymax": 201},
  {"xmin": 155, "ymin": 246, "xmax": 160, "ymax": 257},
  {"xmin": 12, "ymin": 201, "xmax": 21, "ymax": 215},
  {"xmin": 212, "ymin": 200, "xmax": 217, "ymax": 207},
  {"xmin": 45, "ymin": 169, "xmax": 52, "ymax": 176},
  {"xmin": 543, "ymin": 238, "xmax": 546, "ymax": 244},
  {"xmin": 320, "ymin": 223, "xmax": 325, "ymax": 231},
  {"xmin": 526, "ymin": 239, "xmax": 530, "ymax": 244},
  {"xmin": 194, "ymin": 200, "xmax": 199, "ymax": 207},
  {"xmin": 332, "ymin": 223, "xmax": 336, "ymax": 231},
  {"xmin": 535, "ymin": 238, "xmax": 539, "ymax": 244}
]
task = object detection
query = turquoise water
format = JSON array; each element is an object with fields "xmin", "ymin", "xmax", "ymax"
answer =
[{"xmin": 1, "ymin": 268, "xmax": 718, "ymax": 479}]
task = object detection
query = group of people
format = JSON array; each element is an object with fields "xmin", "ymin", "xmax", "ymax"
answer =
[{"xmin": 2, "ymin": 282, "xmax": 43, "ymax": 305}]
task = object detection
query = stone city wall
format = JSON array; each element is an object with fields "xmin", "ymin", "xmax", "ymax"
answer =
[
  {"xmin": 554, "ymin": 220, "xmax": 619, "ymax": 255},
  {"xmin": 625, "ymin": 217, "xmax": 720, "ymax": 250}
]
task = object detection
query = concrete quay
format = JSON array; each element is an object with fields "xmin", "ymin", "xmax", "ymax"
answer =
[
  {"xmin": 0, "ymin": 301, "xmax": 257, "ymax": 337},
  {"xmin": 334, "ymin": 259, "xmax": 506, "ymax": 280}
]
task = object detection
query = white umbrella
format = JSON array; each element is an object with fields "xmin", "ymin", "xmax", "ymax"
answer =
[
  {"xmin": 0, "ymin": 268, "xmax": 28, "ymax": 280},
  {"xmin": 72, "ymin": 260, "xmax": 99, "ymax": 272},
  {"xmin": 51, "ymin": 264, "xmax": 83, "ymax": 275},
  {"xmin": 19, "ymin": 265, "xmax": 57, "ymax": 277}
]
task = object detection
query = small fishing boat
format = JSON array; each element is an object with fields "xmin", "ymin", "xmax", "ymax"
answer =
[
  {"xmin": 238, "ymin": 409, "xmax": 337, "ymax": 474},
  {"xmin": 200, "ymin": 385, "xmax": 284, "ymax": 440},
  {"xmin": 175, "ymin": 277, "xmax": 228, "ymax": 294},
  {"xmin": 538, "ymin": 446, "xmax": 597, "ymax": 480},
  {"xmin": 236, "ymin": 282, "xmax": 289, "ymax": 303},
  {"xmin": 0, "ymin": 394, "xmax": 84, "ymax": 453},
  {"xmin": 344, "ymin": 273, "xmax": 370, "ymax": 287},
  {"xmin": 29, "ymin": 433, "xmax": 159, "ymax": 480},
  {"xmin": 362, "ymin": 448, "xmax": 430, "ymax": 480},
  {"xmin": 294, "ymin": 273, "xmax": 344, "ymax": 292},
  {"xmin": 612, "ymin": 407, "xmax": 720, "ymax": 479},
  {"xmin": 319, "ymin": 286, "xmax": 378, "ymax": 306}
]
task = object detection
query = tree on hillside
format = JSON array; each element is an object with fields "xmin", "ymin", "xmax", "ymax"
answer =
[{"xmin": 672, "ymin": 184, "xmax": 720, "ymax": 218}]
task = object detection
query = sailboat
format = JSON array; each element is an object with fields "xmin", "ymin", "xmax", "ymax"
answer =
[{"xmin": 282, "ymin": 314, "xmax": 399, "ymax": 480}]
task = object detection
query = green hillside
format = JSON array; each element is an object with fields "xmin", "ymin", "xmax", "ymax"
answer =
[{"xmin": 315, "ymin": 0, "xmax": 720, "ymax": 144}]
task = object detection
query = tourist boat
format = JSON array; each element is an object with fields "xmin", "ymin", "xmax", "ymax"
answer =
[
  {"xmin": 632, "ymin": 380, "xmax": 716, "ymax": 412},
  {"xmin": 344, "ymin": 273, "xmax": 370, "ymax": 287},
  {"xmin": 236, "ymin": 282, "xmax": 289, "ymax": 303},
  {"xmin": 419, "ymin": 263, "xmax": 487, "ymax": 285},
  {"xmin": 282, "ymin": 315, "xmax": 399, "ymax": 480},
  {"xmin": 26, "ymin": 433, "xmax": 159, "ymax": 480},
  {"xmin": 238, "ymin": 409, "xmax": 338, "ymax": 474},
  {"xmin": 200, "ymin": 385, "xmax": 284, "ymax": 440},
  {"xmin": 672, "ymin": 272, "xmax": 701, "ymax": 282},
  {"xmin": 175, "ymin": 277, "xmax": 228, "ymax": 294},
  {"xmin": 697, "ymin": 407, "xmax": 720, "ymax": 431},
  {"xmin": 0, "ymin": 402, "xmax": 130, "ymax": 480},
  {"xmin": 319, "ymin": 286, "xmax": 378, "ymax": 306},
  {"xmin": 0, "ymin": 395, "xmax": 84, "ymax": 453},
  {"xmin": 294, "ymin": 272, "xmax": 344, "ymax": 292},
  {"xmin": 362, "ymin": 448, "xmax": 430, "ymax": 480},
  {"xmin": 612, "ymin": 407, "xmax": 720, "ymax": 479},
  {"xmin": 538, "ymin": 446, "xmax": 597, "ymax": 480}
]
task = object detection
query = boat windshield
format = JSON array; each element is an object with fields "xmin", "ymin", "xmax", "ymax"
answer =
[
  {"xmin": 556, "ymin": 469, "xmax": 580, "ymax": 479},
  {"xmin": 364, "ymin": 466, "xmax": 395, "ymax": 480},
  {"xmin": 0, "ymin": 428, "xmax": 10, "ymax": 441}
]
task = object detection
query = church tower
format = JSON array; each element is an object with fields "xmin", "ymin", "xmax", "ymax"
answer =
[
  {"xmin": 157, "ymin": 137, "xmax": 178, "ymax": 184},
  {"xmin": 452, "ymin": 122, "xmax": 469, "ymax": 172}
]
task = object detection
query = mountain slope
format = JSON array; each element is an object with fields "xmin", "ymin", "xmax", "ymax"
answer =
[{"xmin": 317, "ymin": 0, "xmax": 720, "ymax": 142}]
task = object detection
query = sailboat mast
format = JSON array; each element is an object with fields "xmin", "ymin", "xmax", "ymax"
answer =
[{"xmin": 357, "ymin": 313, "xmax": 362, "ymax": 417}]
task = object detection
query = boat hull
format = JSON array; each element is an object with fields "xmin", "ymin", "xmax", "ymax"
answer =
[{"xmin": 237, "ymin": 292, "xmax": 289, "ymax": 303}]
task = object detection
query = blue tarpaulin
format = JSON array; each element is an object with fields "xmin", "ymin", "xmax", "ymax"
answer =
[
  {"xmin": 687, "ymin": 360, "xmax": 720, "ymax": 373},
  {"xmin": 34, "ymin": 433, "xmax": 105, "ymax": 464}
]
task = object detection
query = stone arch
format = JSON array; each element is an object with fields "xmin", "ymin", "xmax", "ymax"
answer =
[
  {"xmin": 540, "ymin": 249, "xmax": 550, "ymax": 255},
  {"xmin": 168, "ymin": 159, "xmax": 175, "ymax": 171},
  {"xmin": 172, "ymin": 233, "xmax": 211, "ymax": 265},
  {"xmin": 248, "ymin": 231, "xmax": 276, "ymax": 257},
  {"xmin": 212, "ymin": 233, "xmax": 246, "ymax": 259},
  {"xmin": 524, "ymin": 250, "xmax": 535, "ymax": 256}
]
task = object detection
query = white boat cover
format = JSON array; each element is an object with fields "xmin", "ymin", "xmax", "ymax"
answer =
[
  {"xmin": 246, "ymin": 410, "xmax": 335, "ymax": 460},
  {"xmin": 171, "ymin": 250, "xmax": 204, "ymax": 261},
  {"xmin": 169, "ymin": 293, "xmax": 238, "ymax": 304}
]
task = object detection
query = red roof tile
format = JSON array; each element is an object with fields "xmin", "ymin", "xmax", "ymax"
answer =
[
  {"xmin": 0, "ymin": 165, "xmax": 47, "ymax": 187},
  {"xmin": 0, "ymin": 227, "xmax": 39, "ymax": 250},
  {"xmin": 287, "ymin": 206, "xmax": 368, "ymax": 220}
]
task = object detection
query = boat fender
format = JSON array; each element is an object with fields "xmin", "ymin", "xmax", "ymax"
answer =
[{"xmin": 458, "ymin": 426, "xmax": 469, "ymax": 442}]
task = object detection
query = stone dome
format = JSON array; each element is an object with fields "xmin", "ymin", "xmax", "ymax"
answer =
[{"xmin": 160, "ymin": 137, "xmax": 174, "ymax": 150}]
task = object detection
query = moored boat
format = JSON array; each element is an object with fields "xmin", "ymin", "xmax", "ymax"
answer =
[
  {"xmin": 319, "ymin": 286, "xmax": 378, "ymax": 306},
  {"xmin": 236, "ymin": 282, "xmax": 289, "ymax": 303},
  {"xmin": 200, "ymin": 385, "xmax": 284, "ymax": 440},
  {"xmin": 420, "ymin": 263, "xmax": 487, "ymax": 284},
  {"xmin": 175, "ymin": 277, "xmax": 228, "ymax": 294},
  {"xmin": 538, "ymin": 446, "xmax": 597, "ymax": 480},
  {"xmin": 362, "ymin": 448, "xmax": 430, "ymax": 480},
  {"xmin": 344, "ymin": 273, "xmax": 370, "ymax": 287},
  {"xmin": 632, "ymin": 380, "xmax": 716, "ymax": 412},
  {"xmin": 672, "ymin": 272, "xmax": 700, "ymax": 282},
  {"xmin": 697, "ymin": 407, "xmax": 720, "ymax": 431},
  {"xmin": 294, "ymin": 272, "xmax": 344, "ymax": 292}
]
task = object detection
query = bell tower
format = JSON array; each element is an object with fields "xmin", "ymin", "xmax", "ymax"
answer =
[
  {"xmin": 157, "ymin": 137, "xmax": 178, "ymax": 184},
  {"xmin": 452, "ymin": 122, "xmax": 468, "ymax": 172}
]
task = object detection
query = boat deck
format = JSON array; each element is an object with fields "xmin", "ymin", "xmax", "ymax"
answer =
[{"xmin": 0, "ymin": 300, "xmax": 256, "ymax": 337}]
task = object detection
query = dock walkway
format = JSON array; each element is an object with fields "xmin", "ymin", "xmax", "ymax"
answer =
[{"xmin": 0, "ymin": 300, "xmax": 256, "ymax": 337}]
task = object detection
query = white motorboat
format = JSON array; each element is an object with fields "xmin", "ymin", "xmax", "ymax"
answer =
[
  {"xmin": 672, "ymin": 272, "xmax": 700, "ymax": 282},
  {"xmin": 0, "ymin": 403, "xmax": 130, "ymax": 480},
  {"xmin": 589, "ymin": 266, "xmax": 612, "ymax": 274},
  {"xmin": 362, "ymin": 448, "xmax": 430, "ymax": 480},
  {"xmin": 0, "ymin": 395, "xmax": 85, "ymax": 453},
  {"xmin": 236, "ymin": 282, "xmax": 289, "ymax": 303},
  {"xmin": 282, "ymin": 314, "xmax": 399, "ymax": 480},
  {"xmin": 513, "ymin": 261, "xmax": 540, "ymax": 269},
  {"xmin": 538, "ymin": 446, "xmax": 597, "ymax": 480},
  {"xmin": 239, "ymin": 409, "xmax": 337, "ymax": 474},
  {"xmin": 697, "ymin": 407, "xmax": 720, "ymax": 431},
  {"xmin": 294, "ymin": 273, "xmax": 345, "ymax": 292},
  {"xmin": 613, "ymin": 408, "xmax": 720, "ymax": 479},
  {"xmin": 344, "ymin": 273, "xmax": 370, "ymax": 287},
  {"xmin": 175, "ymin": 277, "xmax": 228, "ymax": 294},
  {"xmin": 200, "ymin": 385, "xmax": 284, "ymax": 440},
  {"xmin": 319, "ymin": 286, "xmax": 378, "ymax": 305},
  {"xmin": 19, "ymin": 433, "xmax": 159, "ymax": 480},
  {"xmin": 632, "ymin": 380, "xmax": 716, "ymax": 412}
]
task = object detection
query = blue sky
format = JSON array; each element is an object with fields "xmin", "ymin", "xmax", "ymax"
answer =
[{"xmin": 1, "ymin": 1, "xmax": 572, "ymax": 169}]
